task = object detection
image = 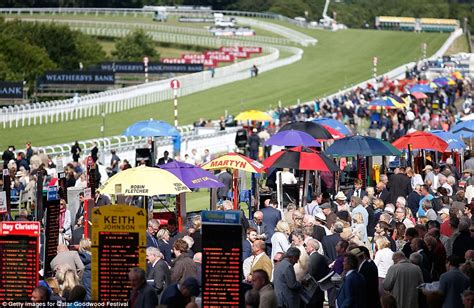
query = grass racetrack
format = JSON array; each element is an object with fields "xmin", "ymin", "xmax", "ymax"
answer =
[{"xmin": 0, "ymin": 18, "xmax": 448, "ymax": 149}]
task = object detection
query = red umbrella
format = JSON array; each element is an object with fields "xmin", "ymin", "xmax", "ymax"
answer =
[
  {"xmin": 320, "ymin": 124, "xmax": 345, "ymax": 140},
  {"xmin": 411, "ymin": 92, "xmax": 428, "ymax": 100},
  {"xmin": 262, "ymin": 146, "xmax": 339, "ymax": 172},
  {"xmin": 392, "ymin": 131, "xmax": 448, "ymax": 152}
]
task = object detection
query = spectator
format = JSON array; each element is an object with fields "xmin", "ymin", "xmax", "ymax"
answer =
[
  {"xmin": 251, "ymin": 269, "xmax": 277, "ymax": 308},
  {"xmin": 160, "ymin": 277, "xmax": 200, "ymax": 308},
  {"xmin": 128, "ymin": 267, "xmax": 158, "ymax": 308},
  {"xmin": 146, "ymin": 247, "xmax": 170, "ymax": 299},
  {"xmin": 336, "ymin": 253, "xmax": 366, "ymax": 307},
  {"xmin": 170, "ymin": 239, "xmax": 197, "ymax": 284},
  {"xmin": 273, "ymin": 247, "xmax": 301, "ymax": 308}
]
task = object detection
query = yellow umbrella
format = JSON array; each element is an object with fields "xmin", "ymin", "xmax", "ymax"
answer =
[
  {"xmin": 201, "ymin": 153, "xmax": 264, "ymax": 209},
  {"xmin": 235, "ymin": 110, "xmax": 272, "ymax": 122},
  {"xmin": 452, "ymin": 71, "xmax": 463, "ymax": 80},
  {"xmin": 99, "ymin": 165, "xmax": 191, "ymax": 196}
]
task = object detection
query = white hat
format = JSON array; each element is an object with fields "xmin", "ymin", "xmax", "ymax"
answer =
[
  {"xmin": 335, "ymin": 191, "xmax": 347, "ymax": 201},
  {"xmin": 315, "ymin": 212, "xmax": 326, "ymax": 222},
  {"xmin": 422, "ymin": 165, "xmax": 433, "ymax": 171},
  {"xmin": 438, "ymin": 208, "xmax": 450, "ymax": 216},
  {"xmin": 384, "ymin": 207, "xmax": 394, "ymax": 214}
]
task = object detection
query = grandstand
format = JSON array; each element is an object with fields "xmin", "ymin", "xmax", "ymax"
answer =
[{"xmin": 376, "ymin": 16, "xmax": 459, "ymax": 33}]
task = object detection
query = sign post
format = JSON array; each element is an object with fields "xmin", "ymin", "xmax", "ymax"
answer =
[
  {"xmin": 373, "ymin": 56, "xmax": 378, "ymax": 79},
  {"xmin": 201, "ymin": 211, "xmax": 243, "ymax": 307},
  {"xmin": 170, "ymin": 79, "xmax": 181, "ymax": 127},
  {"xmin": 0, "ymin": 221, "xmax": 40, "ymax": 301},
  {"xmin": 91, "ymin": 205, "xmax": 146, "ymax": 302},
  {"xmin": 143, "ymin": 56, "xmax": 149, "ymax": 83}
]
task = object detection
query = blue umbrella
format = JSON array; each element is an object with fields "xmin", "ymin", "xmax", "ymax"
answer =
[
  {"xmin": 123, "ymin": 119, "xmax": 180, "ymax": 137},
  {"xmin": 367, "ymin": 98, "xmax": 397, "ymax": 110},
  {"xmin": 433, "ymin": 77, "xmax": 449, "ymax": 87},
  {"xmin": 312, "ymin": 118, "xmax": 352, "ymax": 136},
  {"xmin": 159, "ymin": 161, "xmax": 224, "ymax": 189},
  {"xmin": 265, "ymin": 130, "xmax": 321, "ymax": 147},
  {"xmin": 409, "ymin": 84, "xmax": 436, "ymax": 94},
  {"xmin": 324, "ymin": 135, "xmax": 401, "ymax": 157},
  {"xmin": 450, "ymin": 120, "xmax": 474, "ymax": 139},
  {"xmin": 430, "ymin": 130, "xmax": 466, "ymax": 151}
]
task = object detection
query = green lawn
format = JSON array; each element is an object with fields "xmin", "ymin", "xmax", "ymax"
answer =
[{"xmin": 0, "ymin": 26, "xmax": 448, "ymax": 149}]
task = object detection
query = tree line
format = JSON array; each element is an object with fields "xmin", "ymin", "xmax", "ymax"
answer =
[
  {"xmin": 1, "ymin": 1, "xmax": 473, "ymax": 28},
  {"xmin": 0, "ymin": 18, "xmax": 159, "ymax": 88}
]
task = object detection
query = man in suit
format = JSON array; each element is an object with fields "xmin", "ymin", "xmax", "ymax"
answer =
[
  {"xmin": 248, "ymin": 211, "xmax": 268, "ymax": 241},
  {"xmin": 346, "ymin": 179, "xmax": 367, "ymax": 200},
  {"xmin": 320, "ymin": 202, "xmax": 338, "ymax": 230},
  {"xmin": 243, "ymin": 228, "xmax": 258, "ymax": 261},
  {"xmin": 146, "ymin": 219, "xmax": 160, "ymax": 248},
  {"xmin": 375, "ymin": 181, "xmax": 391, "ymax": 205},
  {"xmin": 248, "ymin": 240, "xmax": 273, "ymax": 281},
  {"xmin": 306, "ymin": 239, "xmax": 330, "ymax": 308},
  {"xmin": 50, "ymin": 244, "xmax": 85, "ymax": 277},
  {"xmin": 217, "ymin": 169, "xmax": 232, "ymax": 200},
  {"xmin": 407, "ymin": 184, "xmax": 422, "ymax": 217},
  {"xmin": 157, "ymin": 151, "xmax": 173, "ymax": 166},
  {"xmin": 129, "ymin": 267, "xmax": 158, "ymax": 308},
  {"xmin": 336, "ymin": 253, "xmax": 366, "ymax": 308},
  {"xmin": 251, "ymin": 269, "xmax": 278, "ymax": 308},
  {"xmin": 260, "ymin": 198, "xmax": 282, "ymax": 255},
  {"xmin": 146, "ymin": 247, "xmax": 170, "ymax": 301},
  {"xmin": 388, "ymin": 166, "xmax": 412, "ymax": 204},
  {"xmin": 273, "ymin": 247, "xmax": 302, "ymax": 308},
  {"xmin": 351, "ymin": 246, "xmax": 381, "ymax": 308},
  {"xmin": 322, "ymin": 221, "xmax": 343, "ymax": 262}
]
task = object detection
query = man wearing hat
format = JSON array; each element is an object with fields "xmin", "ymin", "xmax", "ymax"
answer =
[
  {"xmin": 459, "ymin": 169, "xmax": 472, "ymax": 189},
  {"xmin": 313, "ymin": 212, "xmax": 330, "ymax": 241},
  {"xmin": 320, "ymin": 202, "xmax": 337, "ymax": 231},
  {"xmin": 439, "ymin": 208, "xmax": 452, "ymax": 237},
  {"xmin": 350, "ymin": 246, "xmax": 381, "ymax": 308},
  {"xmin": 334, "ymin": 191, "xmax": 350, "ymax": 212}
]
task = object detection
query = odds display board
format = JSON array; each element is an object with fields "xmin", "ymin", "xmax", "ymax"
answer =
[
  {"xmin": 91, "ymin": 205, "xmax": 146, "ymax": 302},
  {"xmin": 201, "ymin": 211, "xmax": 243, "ymax": 307},
  {"xmin": 43, "ymin": 196, "xmax": 60, "ymax": 277},
  {"xmin": 0, "ymin": 222, "xmax": 40, "ymax": 301}
]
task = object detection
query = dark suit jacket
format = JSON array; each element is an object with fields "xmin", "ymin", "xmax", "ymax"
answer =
[
  {"xmin": 359, "ymin": 260, "xmax": 381, "ymax": 308},
  {"xmin": 388, "ymin": 173, "xmax": 412, "ymax": 204},
  {"xmin": 261, "ymin": 206, "xmax": 281, "ymax": 243},
  {"xmin": 147, "ymin": 259, "xmax": 170, "ymax": 295},
  {"xmin": 377, "ymin": 188, "xmax": 391, "ymax": 206},
  {"xmin": 217, "ymin": 171, "xmax": 232, "ymax": 199},
  {"xmin": 346, "ymin": 189, "xmax": 367, "ymax": 200},
  {"xmin": 321, "ymin": 233, "xmax": 341, "ymax": 261},
  {"xmin": 406, "ymin": 191, "xmax": 421, "ymax": 219},
  {"xmin": 309, "ymin": 252, "xmax": 330, "ymax": 281},
  {"xmin": 130, "ymin": 282, "xmax": 158, "ymax": 308},
  {"xmin": 157, "ymin": 157, "xmax": 173, "ymax": 165},
  {"xmin": 249, "ymin": 220, "xmax": 268, "ymax": 240},
  {"xmin": 146, "ymin": 232, "xmax": 158, "ymax": 248},
  {"xmin": 242, "ymin": 239, "xmax": 252, "ymax": 261},
  {"xmin": 336, "ymin": 271, "xmax": 366, "ymax": 308},
  {"xmin": 158, "ymin": 239, "xmax": 172, "ymax": 265}
]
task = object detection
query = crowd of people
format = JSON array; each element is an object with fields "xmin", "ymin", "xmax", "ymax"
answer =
[{"xmin": 2, "ymin": 56, "xmax": 474, "ymax": 308}]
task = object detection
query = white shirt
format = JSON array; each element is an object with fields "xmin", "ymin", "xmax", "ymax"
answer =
[
  {"xmin": 373, "ymin": 248, "xmax": 394, "ymax": 278},
  {"xmin": 277, "ymin": 171, "xmax": 297, "ymax": 185}
]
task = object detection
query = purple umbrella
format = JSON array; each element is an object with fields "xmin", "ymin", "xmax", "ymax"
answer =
[
  {"xmin": 159, "ymin": 161, "xmax": 224, "ymax": 189},
  {"xmin": 265, "ymin": 130, "xmax": 321, "ymax": 147}
]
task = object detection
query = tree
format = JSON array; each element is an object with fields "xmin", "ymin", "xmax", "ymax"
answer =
[{"xmin": 112, "ymin": 29, "xmax": 159, "ymax": 61}]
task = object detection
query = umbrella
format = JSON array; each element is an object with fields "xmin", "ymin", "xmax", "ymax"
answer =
[
  {"xmin": 201, "ymin": 153, "xmax": 263, "ymax": 209},
  {"xmin": 123, "ymin": 119, "xmax": 180, "ymax": 137},
  {"xmin": 430, "ymin": 130, "xmax": 466, "ymax": 151},
  {"xmin": 433, "ymin": 77, "xmax": 456, "ymax": 87},
  {"xmin": 452, "ymin": 71, "xmax": 463, "ymax": 80},
  {"xmin": 235, "ymin": 110, "xmax": 272, "ymax": 121},
  {"xmin": 279, "ymin": 121, "xmax": 332, "ymax": 140},
  {"xmin": 324, "ymin": 135, "xmax": 402, "ymax": 157},
  {"xmin": 409, "ymin": 84, "xmax": 436, "ymax": 94},
  {"xmin": 264, "ymin": 130, "xmax": 321, "ymax": 147},
  {"xmin": 321, "ymin": 125, "xmax": 346, "ymax": 139},
  {"xmin": 387, "ymin": 94, "xmax": 408, "ymax": 109},
  {"xmin": 367, "ymin": 98, "xmax": 397, "ymax": 110},
  {"xmin": 450, "ymin": 120, "xmax": 474, "ymax": 138},
  {"xmin": 262, "ymin": 146, "xmax": 339, "ymax": 172},
  {"xmin": 392, "ymin": 131, "xmax": 448, "ymax": 152},
  {"xmin": 411, "ymin": 92, "xmax": 428, "ymax": 100},
  {"xmin": 312, "ymin": 118, "xmax": 352, "ymax": 136},
  {"xmin": 159, "ymin": 161, "xmax": 224, "ymax": 189},
  {"xmin": 99, "ymin": 165, "xmax": 191, "ymax": 196}
]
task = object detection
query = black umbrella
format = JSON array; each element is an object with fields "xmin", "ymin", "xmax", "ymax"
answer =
[{"xmin": 279, "ymin": 121, "xmax": 333, "ymax": 140}]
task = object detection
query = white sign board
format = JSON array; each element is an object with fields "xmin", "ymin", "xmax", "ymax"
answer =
[{"xmin": 0, "ymin": 191, "xmax": 7, "ymax": 213}]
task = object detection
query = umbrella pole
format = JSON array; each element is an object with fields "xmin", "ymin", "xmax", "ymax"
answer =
[
  {"xmin": 302, "ymin": 170, "xmax": 310, "ymax": 207},
  {"xmin": 233, "ymin": 169, "xmax": 238, "ymax": 210},
  {"xmin": 176, "ymin": 193, "xmax": 186, "ymax": 233},
  {"xmin": 210, "ymin": 188, "xmax": 217, "ymax": 211}
]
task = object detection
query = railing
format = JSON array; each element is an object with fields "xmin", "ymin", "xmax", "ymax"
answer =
[{"xmin": 0, "ymin": 19, "xmax": 304, "ymax": 129}]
